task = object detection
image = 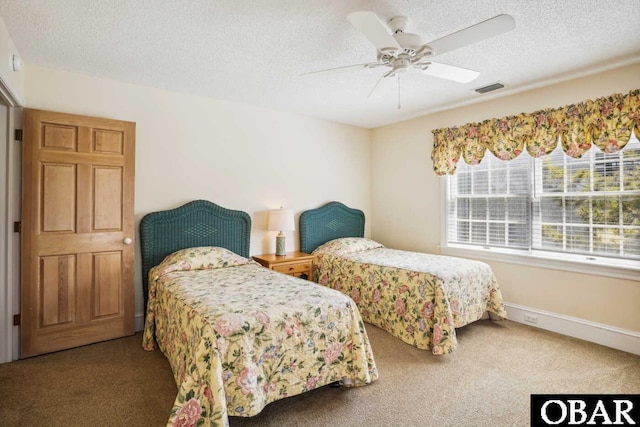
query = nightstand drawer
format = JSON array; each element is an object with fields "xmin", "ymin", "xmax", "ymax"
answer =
[
  {"xmin": 252, "ymin": 252, "xmax": 315, "ymax": 281},
  {"xmin": 272, "ymin": 261, "xmax": 311, "ymax": 275}
]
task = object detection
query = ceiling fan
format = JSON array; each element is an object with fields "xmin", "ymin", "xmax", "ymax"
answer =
[{"xmin": 302, "ymin": 11, "xmax": 516, "ymax": 108}]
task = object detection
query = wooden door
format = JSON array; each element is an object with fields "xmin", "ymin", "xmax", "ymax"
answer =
[{"xmin": 21, "ymin": 109, "xmax": 135, "ymax": 358}]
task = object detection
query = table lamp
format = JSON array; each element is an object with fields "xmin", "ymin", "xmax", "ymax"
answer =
[{"xmin": 268, "ymin": 207, "xmax": 295, "ymax": 256}]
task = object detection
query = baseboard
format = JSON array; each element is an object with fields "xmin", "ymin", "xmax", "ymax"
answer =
[{"xmin": 504, "ymin": 303, "xmax": 640, "ymax": 356}]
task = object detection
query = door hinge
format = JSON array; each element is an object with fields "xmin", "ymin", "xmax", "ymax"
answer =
[
  {"xmin": 14, "ymin": 129, "xmax": 23, "ymax": 141},
  {"xmin": 13, "ymin": 221, "xmax": 21, "ymax": 233},
  {"xmin": 13, "ymin": 314, "xmax": 20, "ymax": 326}
]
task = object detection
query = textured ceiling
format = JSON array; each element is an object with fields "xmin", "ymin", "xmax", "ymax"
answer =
[{"xmin": 1, "ymin": 0, "xmax": 639, "ymax": 128}]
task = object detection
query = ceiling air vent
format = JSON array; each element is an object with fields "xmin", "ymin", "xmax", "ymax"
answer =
[{"xmin": 475, "ymin": 82, "xmax": 505, "ymax": 94}]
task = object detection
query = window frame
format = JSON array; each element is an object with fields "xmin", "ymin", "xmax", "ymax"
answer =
[{"xmin": 440, "ymin": 146, "xmax": 640, "ymax": 282}]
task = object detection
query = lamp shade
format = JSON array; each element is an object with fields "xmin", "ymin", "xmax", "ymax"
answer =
[{"xmin": 267, "ymin": 209, "xmax": 295, "ymax": 232}]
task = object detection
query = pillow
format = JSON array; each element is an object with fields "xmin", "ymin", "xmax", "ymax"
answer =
[
  {"xmin": 152, "ymin": 246, "xmax": 250, "ymax": 278},
  {"xmin": 312, "ymin": 237, "xmax": 384, "ymax": 256}
]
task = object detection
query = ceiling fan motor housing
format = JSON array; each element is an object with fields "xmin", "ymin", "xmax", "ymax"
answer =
[
  {"xmin": 393, "ymin": 32, "xmax": 423, "ymax": 55},
  {"xmin": 387, "ymin": 16, "xmax": 409, "ymax": 33},
  {"xmin": 387, "ymin": 16, "xmax": 423, "ymax": 56}
]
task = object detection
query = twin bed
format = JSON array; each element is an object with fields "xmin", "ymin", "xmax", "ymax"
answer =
[
  {"xmin": 140, "ymin": 200, "xmax": 378, "ymax": 426},
  {"xmin": 141, "ymin": 199, "xmax": 505, "ymax": 425},
  {"xmin": 299, "ymin": 201, "xmax": 507, "ymax": 355}
]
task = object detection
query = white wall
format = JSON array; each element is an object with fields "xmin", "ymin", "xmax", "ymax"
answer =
[
  {"xmin": 23, "ymin": 65, "xmax": 372, "ymax": 321},
  {"xmin": 371, "ymin": 63, "xmax": 640, "ymax": 333}
]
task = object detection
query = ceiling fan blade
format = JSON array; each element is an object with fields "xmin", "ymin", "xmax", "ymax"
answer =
[
  {"xmin": 300, "ymin": 62, "xmax": 379, "ymax": 77},
  {"xmin": 425, "ymin": 14, "xmax": 515, "ymax": 56},
  {"xmin": 419, "ymin": 61, "xmax": 480, "ymax": 83},
  {"xmin": 347, "ymin": 11, "xmax": 401, "ymax": 52}
]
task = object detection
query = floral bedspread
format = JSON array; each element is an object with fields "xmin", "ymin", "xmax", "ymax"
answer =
[
  {"xmin": 143, "ymin": 247, "xmax": 378, "ymax": 427},
  {"xmin": 312, "ymin": 238, "xmax": 507, "ymax": 355}
]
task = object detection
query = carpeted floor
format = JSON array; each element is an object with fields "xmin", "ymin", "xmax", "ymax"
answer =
[{"xmin": 0, "ymin": 320, "xmax": 638, "ymax": 426}]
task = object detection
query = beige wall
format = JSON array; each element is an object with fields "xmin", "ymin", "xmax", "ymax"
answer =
[
  {"xmin": 371, "ymin": 63, "xmax": 640, "ymax": 332},
  {"xmin": 16, "ymin": 61, "xmax": 640, "ymax": 333},
  {"xmin": 23, "ymin": 65, "xmax": 372, "ymax": 318}
]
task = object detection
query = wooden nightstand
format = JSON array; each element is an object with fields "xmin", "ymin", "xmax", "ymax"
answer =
[{"xmin": 252, "ymin": 252, "xmax": 315, "ymax": 280}]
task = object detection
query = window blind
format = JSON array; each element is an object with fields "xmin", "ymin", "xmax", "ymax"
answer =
[{"xmin": 446, "ymin": 136, "xmax": 640, "ymax": 262}]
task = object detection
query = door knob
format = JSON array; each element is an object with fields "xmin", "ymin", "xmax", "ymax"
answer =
[{"xmin": 123, "ymin": 237, "xmax": 132, "ymax": 245}]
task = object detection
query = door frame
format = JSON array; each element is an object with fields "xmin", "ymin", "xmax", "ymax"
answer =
[{"xmin": 0, "ymin": 79, "xmax": 22, "ymax": 363}]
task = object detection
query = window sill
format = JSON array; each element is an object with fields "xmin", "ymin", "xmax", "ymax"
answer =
[{"xmin": 439, "ymin": 245, "xmax": 640, "ymax": 281}]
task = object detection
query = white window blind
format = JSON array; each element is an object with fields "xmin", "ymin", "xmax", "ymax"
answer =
[{"xmin": 446, "ymin": 136, "xmax": 640, "ymax": 263}]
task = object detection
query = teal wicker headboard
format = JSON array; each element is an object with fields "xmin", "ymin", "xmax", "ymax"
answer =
[
  {"xmin": 299, "ymin": 201, "xmax": 365, "ymax": 254},
  {"xmin": 139, "ymin": 200, "xmax": 251, "ymax": 311}
]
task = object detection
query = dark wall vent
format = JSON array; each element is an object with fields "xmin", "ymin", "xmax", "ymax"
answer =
[{"xmin": 475, "ymin": 82, "xmax": 505, "ymax": 94}]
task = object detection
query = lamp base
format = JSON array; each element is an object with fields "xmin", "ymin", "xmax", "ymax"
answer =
[{"xmin": 275, "ymin": 235, "xmax": 286, "ymax": 256}]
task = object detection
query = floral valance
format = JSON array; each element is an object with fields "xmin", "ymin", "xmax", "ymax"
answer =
[{"xmin": 431, "ymin": 89, "xmax": 640, "ymax": 175}]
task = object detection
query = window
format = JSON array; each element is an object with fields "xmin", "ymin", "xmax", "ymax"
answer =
[{"xmin": 446, "ymin": 136, "xmax": 640, "ymax": 269}]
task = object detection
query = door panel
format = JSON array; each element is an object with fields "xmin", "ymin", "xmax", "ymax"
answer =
[
  {"xmin": 42, "ymin": 123, "xmax": 76, "ymax": 151},
  {"xmin": 40, "ymin": 255, "xmax": 75, "ymax": 327},
  {"xmin": 94, "ymin": 251, "xmax": 122, "ymax": 318},
  {"xmin": 42, "ymin": 163, "xmax": 76, "ymax": 232},
  {"xmin": 94, "ymin": 130, "xmax": 123, "ymax": 154},
  {"xmin": 94, "ymin": 167, "xmax": 122, "ymax": 230},
  {"xmin": 21, "ymin": 108, "xmax": 135, "ymax": 358}
]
